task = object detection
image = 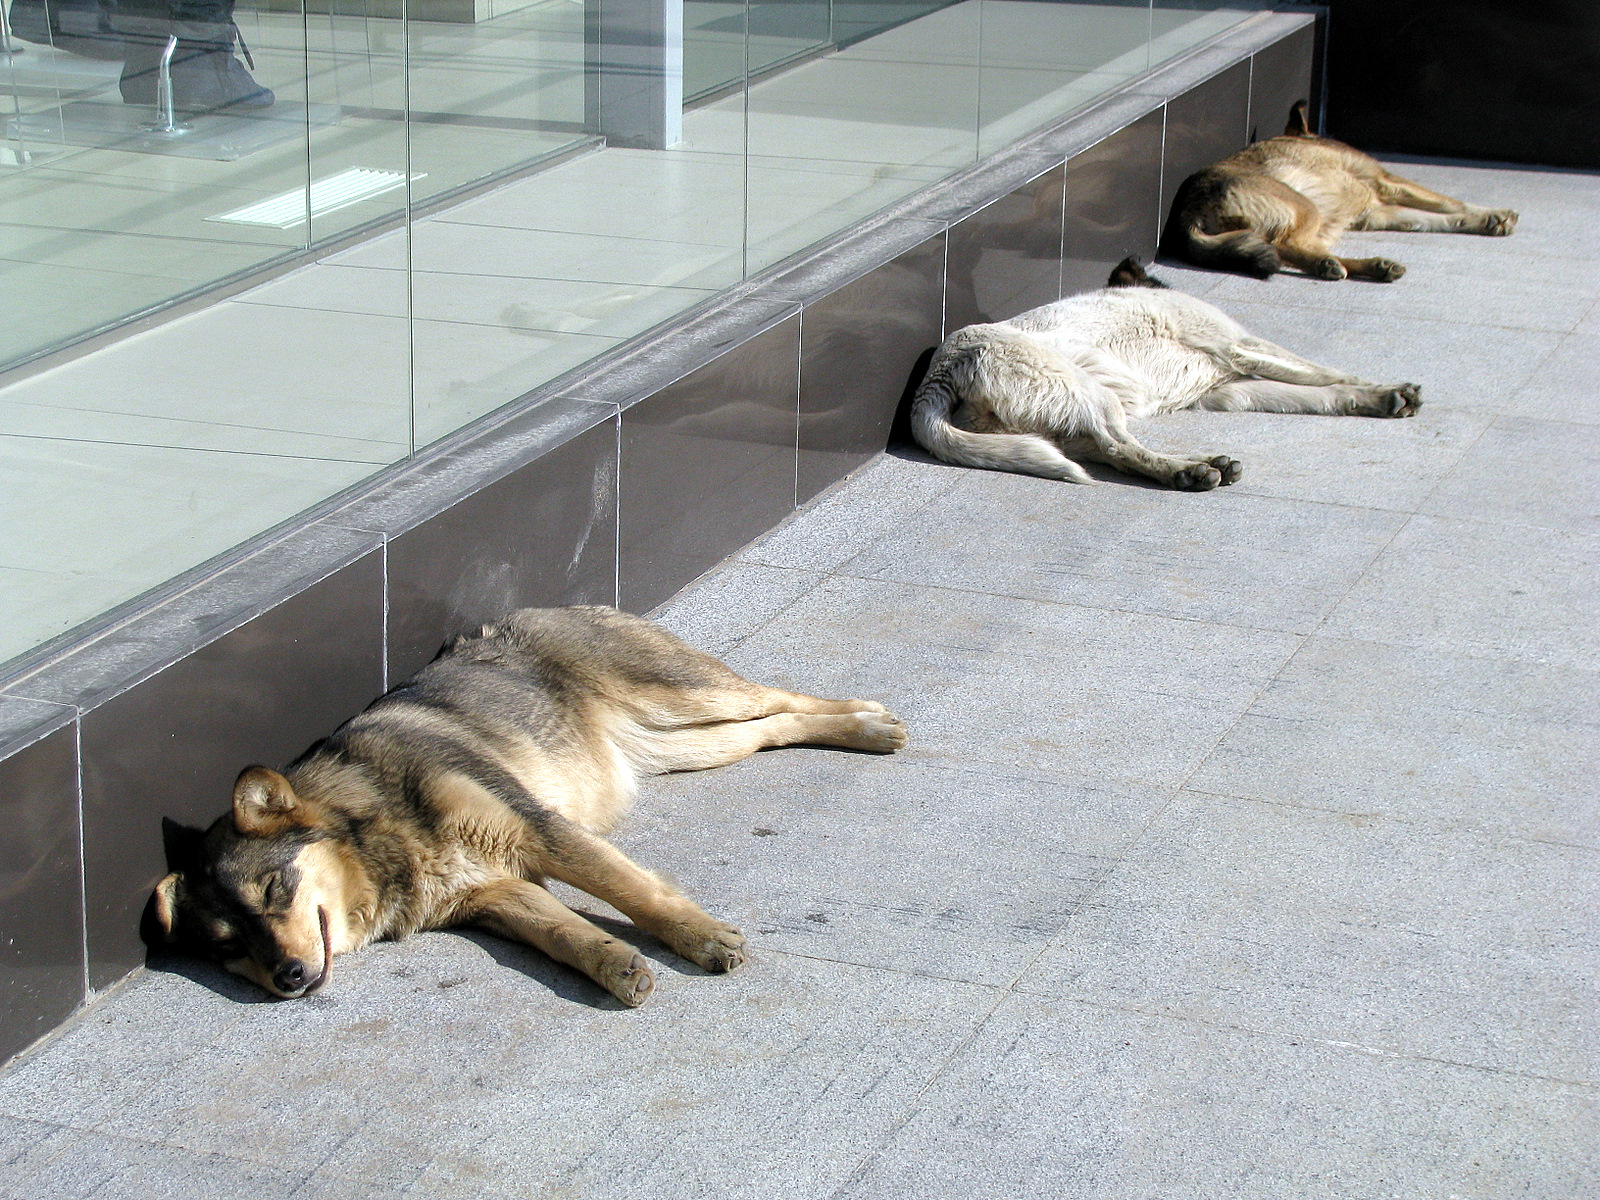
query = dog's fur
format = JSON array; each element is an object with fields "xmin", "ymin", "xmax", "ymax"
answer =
[
  {"xmin": 152, "ymin": 606, "xmax": 906, "ymax": 1006},
  {"xmin": 1163, "ymin": 102, "xmax": 1518, "ymax": 281},
  {"xmin": 910, "ymin": 257, "xmax": 1421, "ymax": 489}
]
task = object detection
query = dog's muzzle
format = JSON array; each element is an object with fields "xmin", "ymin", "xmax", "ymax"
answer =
[{"xmin": 272, "ymin": 907, "xmax": 332, "ymax": 998}]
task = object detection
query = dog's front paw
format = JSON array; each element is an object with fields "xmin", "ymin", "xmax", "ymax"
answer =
[
  {"xmin": 1380, "ymin": 383, "xmax": 1422, "ymax": 417},
  {"xmin": 600, "ymin": 950, "xmax": 656, "ymax": 1007},
  {"xmin": 1173, "ymin": 463, "xmax": 1222, "ymax": 490},
  {"xmin": 1309, "ymin": 257, "xmax": 1348, "ymax": 281},
  {"xmin": 1483, "ymin": 210, "xmax": 1518, "ymax": 236},
  {"xmin": 842, "ymin": 698, "xmax": 888, "ymax": 714},
  {"xmin": 679, "ymin": 920, "xmax": 749, "ymax": 974},
  {"xmin": 847, "ymin": 710, "xmax": 908, "ymax": 752},
  {"xmin": 1207, "ymin": 455, "xmax": 1244, "ymax": 485}
]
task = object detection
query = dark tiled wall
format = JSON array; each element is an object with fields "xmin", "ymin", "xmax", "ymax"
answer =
[
  {"xmin": 797, "ymin": 234, "xmax": 946, "ymax": 503},
  {"xmin": 385, "ymin": 418, "xmax": 620, "ymax": 682},
  {"xmin": 619, "ymin": 314, "xmax": 801, "ymax": 613},
  {"xmin": 1247, "ymin": 23, "xmax": 1317, "ymax": 144},
  {"xmin": 0, "ymin": 710, "xmax": 81, "ymax": 1065},
  {"xmin": 944, "ymin": 164, "xmax": 1066, "ymax": 331},
  {"xmin": 1159, "ymin": 59, "xmax": 1253, "ymax": 220},
  {"xmin": 0, "ymin": 24, "xmax": 1305, "ymax": 1067},
  {"xmin": 1061, "ymin": 108, "xmax": 1166, "ymax": 298}
]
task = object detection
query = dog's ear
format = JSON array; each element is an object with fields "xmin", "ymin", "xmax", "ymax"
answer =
[
  {"xmin": 1106, "ymin": 257, "xmax": 1167, "ymax": 289},
  {"xmin": 232, "ymin": 766, "xmax": 302, "ymax": 837},
  {"xmin": 1285, "ymin": 100, "xmax": 1311, "ymax": 137},
  {"xmin": 152, "ymin": 872, "xmax": 185, "ymax": 943}
]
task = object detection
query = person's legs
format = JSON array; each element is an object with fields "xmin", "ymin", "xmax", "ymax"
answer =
[{"xmin": 116, "ymin": 0, "xmax": 273, "ymax": 112}]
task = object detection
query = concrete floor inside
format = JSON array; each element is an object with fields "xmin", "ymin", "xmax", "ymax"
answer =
[{"xmin": 0, "ymin": 157, "xmax": 1594, "ymax": 1197}]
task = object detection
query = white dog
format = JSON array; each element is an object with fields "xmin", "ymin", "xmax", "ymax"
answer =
[{"xmin": 911, "ymin": 258, "xmax": 1421, "ymax": 489}]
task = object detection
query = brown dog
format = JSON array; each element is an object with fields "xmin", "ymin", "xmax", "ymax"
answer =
[
  {"xmin": 1163, "ymin": 102, "xmax": 1518, "ymax": 281},
  {"xmin": 152, "ymin": 606, "xmax": 906, "ymax": 1006}
]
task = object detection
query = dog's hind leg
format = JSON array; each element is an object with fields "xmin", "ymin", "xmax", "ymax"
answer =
[
  {"xmin": 468, "ymin": 876, "xmax": 659, "ymax": 1006},
  {"xmin": 1272, "ymin": 215, "xmax": 1406, "ymax": 282},
  {"xmin": 638, "ymin": 709, "xmax": 908, "ymax": 772},
  {"xmin": 1199, "ymin": 379, "xmax": 1422, "ymax": 417},
  {"xmin": 1061, "ymin": 428, "xmax": 1241, "ymax": 490},
  {"xmin": 1060, "ymin": 352, "xmax": 1242, "ymax": 489},
  {"xmin": 531, "ymin": 817, "xmax": 750, "ymax": 974},
  {"xmin": 1223, "ymin": 337, "xmax": 1367, "ymax": 386}
]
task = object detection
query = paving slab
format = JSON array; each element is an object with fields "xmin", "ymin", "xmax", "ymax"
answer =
[
  {"xmin": 0, "ymin": 937, "xmax": 1000, "ymax": 1200},
  {"xmin": 1418, "ymin": 413, "xmax": 1600, "ymax": 534},
  {"xmin": 714, "ymin": 573, "xmax": 1302, "ymax": 788},
  {"xmin": 1022, "ymin": 791, "xmax": 1599, "ymax": 1080},
  {"xmin": 1320, "ymin": 513, "xmax": 1600, "ymax": 670},
  {"xmin": 612, "ymin": 752, "xmax": 1172, "ymax": 986},
  {"xmin": 1128, "ymin": 404, "xmax": 1492, "ymax": 513},
  {"xmin": 1511, "ymin": 317, "xmax": 1600, "ymax": 425},
  {"xmin": 1189, "ymin": 633, "xmax": 1600, "ymax": 844},
  {"xmin": 836, "ymin": 993, "xmax": 1597, "ymax": 1200},
  {"xmin": 838, "ymin": 466, "xmax": 1406, "ymax": 635}
]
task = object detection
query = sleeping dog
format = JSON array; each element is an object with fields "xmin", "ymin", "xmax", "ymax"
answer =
[
  {"xmin": 1164, "ymin": 101, "xmax": 1518, "ymax": 282},
  {"xmin": 152, "ymin": 606, "xmax": 906, "ymax": 1006},
  {"xmin": 911, "ymin": 257, "xmax": 1421, "ymax": 489}
]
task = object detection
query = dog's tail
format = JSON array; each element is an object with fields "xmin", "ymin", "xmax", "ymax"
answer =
[
  {"xmin": 1176, "ymin": 226, "xmax": 1281, "ymax": 278},
  {"xmin": 910, "ymin": 343, "xmax": 1093, "ymax": 483},
  {"xmin": 1161, "ymin": 170, "xmax": 1283, "ymax": 279}
]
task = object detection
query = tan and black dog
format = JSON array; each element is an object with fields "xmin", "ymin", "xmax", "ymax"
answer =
[
  {"xmin": 153, "ymin": 606, "xmax": 906, "ymax": 1006},
  {"xmin": 1163, "ymin": 102, "xmax": 1519, "ymax": 282}
]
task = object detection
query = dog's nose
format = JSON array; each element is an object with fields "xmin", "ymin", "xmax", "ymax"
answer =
[{"xmin": 273, "ymin": 959, "xmax": 308, "ymax": 993}]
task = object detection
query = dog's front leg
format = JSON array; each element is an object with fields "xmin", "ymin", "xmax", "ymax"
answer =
[
  {"xmin": 536, "ymin": 817, "xmax": 750, "ymax": 974},
  {"xmin": 467, "ymin": 876, "xmax": 657, "ymax": 1007}
]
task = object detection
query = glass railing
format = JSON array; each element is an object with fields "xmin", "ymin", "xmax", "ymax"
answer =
[{"xmin": 0, "ymin": 0, "xmax": 1259, "ymax": 668}]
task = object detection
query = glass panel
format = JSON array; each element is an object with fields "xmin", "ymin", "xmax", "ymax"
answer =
[
  {"xmin": 0, "ymin": 1, "xmax": 416, "ymax": 663},
  {"xmin": 977, "ymin": 0, "xmax": 1155, "ymax": 157},
  {"xmin": 746, "ymin": 0, "xmax": 828, "ymax": 78},
  {"xmin": 0, "ymin": 0, "xmax": 313, "ymax": 369},
  {"xmin": 744, "ymin": 0, "xmax": 980, "ymax": 274},
  {"xmin": 684, "ymin": 0, "xmax": 745, "ymax": 99},
  {"xmin": 1151, "ymin": 0, "xmax": 1261, "ymax": 63},
  {"xmin": 304, "ymin": 0, "xmax": 410, "ymax": 245},
  {"xmin": 404, "ymin": 0, "xmax": 746, "ymax": 447},
  {"xmin": 0, "ymin": 0, "xmax": 1269, "ymax": 667}
]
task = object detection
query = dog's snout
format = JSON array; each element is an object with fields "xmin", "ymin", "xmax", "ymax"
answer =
[{"xmin": 273, "ymin": 959, "xmax": 308, "ymax": 993}]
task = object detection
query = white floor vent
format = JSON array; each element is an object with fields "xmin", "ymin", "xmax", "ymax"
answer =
[{"xmin": 208, "ymin": 168, "xmax": 422, "ymax": 228}]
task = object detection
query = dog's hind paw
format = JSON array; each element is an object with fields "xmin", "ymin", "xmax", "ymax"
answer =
[
  {"xmin": 1308, "ymin": 257, "xmax": 1348, "ymax": 281},
  {"xmin": 1207, "ymin": 456, "xmax": 1244, "ymax": 485},
  {"xmin": 1172, "ymin": 463, "xmax": 1223, "ymax": 491},
  {"xmin": 1381, "ymin": 383, "xmax": 1422, "ymax": 417},
  {"xmin": 1367, "ymin": 257, "xmax": 1406, "ymax": 282},
  {"xmin": 1483, "ymin": 210, "xmax": 1518, "ymax": 236},
  {"xmin": 603, "ymin": 952, "xmax": 657, "ymax": 1007},
  {"xmin": 848, "ymin": 710, "xmax": 909, "ymax": 752}
]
